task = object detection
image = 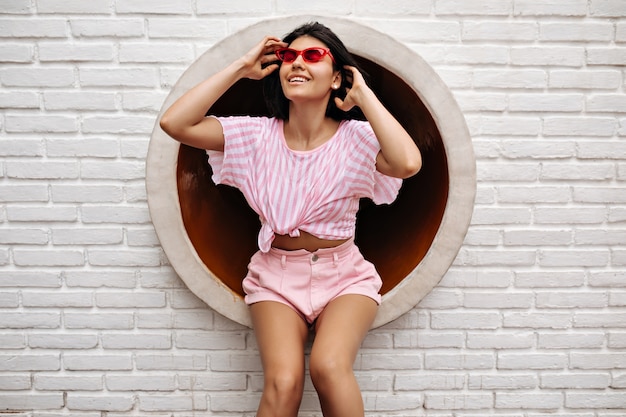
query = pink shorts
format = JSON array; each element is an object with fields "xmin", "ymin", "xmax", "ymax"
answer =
[{"xmin": 242, "ymin": 239, "xmax": 382, "ymax": 324}]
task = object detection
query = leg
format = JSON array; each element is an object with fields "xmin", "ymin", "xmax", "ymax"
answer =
[
  {"xmin": 309, "ymin": 295, "xmax": 378, "ymax": 417},
  {"xmin": 250, "ymin": 301, "xmax": 310, "ymax": 417}
]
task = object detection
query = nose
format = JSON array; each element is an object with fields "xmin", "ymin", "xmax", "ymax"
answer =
[{"xmin": 291, "ymin": 55, "xmax": 305, "ymax": 69}]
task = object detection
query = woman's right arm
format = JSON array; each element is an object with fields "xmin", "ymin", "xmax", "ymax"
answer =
[{"xmin": 159, "ymin": 36, "xmax": 285, "ymax": 151}]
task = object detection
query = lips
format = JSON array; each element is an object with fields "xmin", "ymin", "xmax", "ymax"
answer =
[{"xmin": 288, "ymin": 75, "xmax": 309, "ymax": 84}]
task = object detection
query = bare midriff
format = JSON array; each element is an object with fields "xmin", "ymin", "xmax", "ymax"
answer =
[{"xmin": 271, "ymin": 230, "xmax": 350, "ymax": 252}]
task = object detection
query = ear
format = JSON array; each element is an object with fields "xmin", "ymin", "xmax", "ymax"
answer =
[{"xmin": 331, "ymin": 71, "xmax": 342, "ymax": 89}]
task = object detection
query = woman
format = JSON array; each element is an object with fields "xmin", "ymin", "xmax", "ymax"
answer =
[{"xmin": 160, "ymin": 22, "xmax": 421, "ymax": 417}]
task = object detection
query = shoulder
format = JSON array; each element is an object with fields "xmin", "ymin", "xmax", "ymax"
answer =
[{"xmin": 215, "ymin": 115, "xmax": 276, "ymax": 130}]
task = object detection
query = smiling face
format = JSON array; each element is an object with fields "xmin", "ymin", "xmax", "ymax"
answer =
[{"xmin": 278, "ymin": 35, "xmax": 341, "ymax": 105}]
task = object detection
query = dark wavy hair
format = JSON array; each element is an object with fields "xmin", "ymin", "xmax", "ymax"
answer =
[{"xmin": 263, "ymin": 22, "xmax": 367, "ymax": 121}]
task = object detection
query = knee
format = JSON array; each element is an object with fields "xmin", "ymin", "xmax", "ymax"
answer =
[
  {"xmin": 309, "ymin": 353, "xmax": 352, "ymax": 388},
  {"xmin": 264, "ymin": 369, "xmax": 304, "ymax": 403}
]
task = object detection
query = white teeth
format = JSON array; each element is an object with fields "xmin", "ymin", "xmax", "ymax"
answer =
[{"xmin": 289, "ymin": 76, "xmax": 308, "ymax": 83}]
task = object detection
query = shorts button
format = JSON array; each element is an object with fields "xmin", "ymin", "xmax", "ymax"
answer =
[{"xmin": 311, "ymin": 254, "xmax": 319, "ymax": 262}]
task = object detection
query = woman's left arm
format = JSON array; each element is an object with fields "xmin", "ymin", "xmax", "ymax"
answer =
[{"xmin": 335, "ymin": 66, "xmax": 422, "ymax": 179}]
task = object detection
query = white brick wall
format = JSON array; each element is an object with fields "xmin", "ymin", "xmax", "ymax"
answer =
[{"xmin": 1, "ymin": 1, "xmax": 625, "ymax": 416}]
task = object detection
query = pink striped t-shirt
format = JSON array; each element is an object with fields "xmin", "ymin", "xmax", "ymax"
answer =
[{"xmin": 206, "ymin": 116, "xmax": 402, "ymax": 252}]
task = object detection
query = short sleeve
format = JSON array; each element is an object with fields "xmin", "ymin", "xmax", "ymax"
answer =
[
  {"xmin": 346, "ymin": 120, "xmax": 403, "ymax": 205},
  {"xmin": 205, "ymin": 116, "xmax": 265, "ymax": 189}
]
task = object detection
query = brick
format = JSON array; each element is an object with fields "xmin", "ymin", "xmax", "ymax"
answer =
[
  {"xmin": 536, "ymin": 291, "xmax": 608, "ymax": 308},
  {"xmin": 590, "ymin": 0, "xmax": 626, "ymax": 17},
  {"xmin": 439, "ymin": 269, "xmax": 513, "ymax": 288},
  {"xmin": 0, "ymin": 137, "xmax": 45, "ymax": 156},
  {"xmin": 22, "ymin": 292, "xmax": 93, "ymax": 308},
  {"xmin": 35, "ymin": 375, "xmax": 102, "ymax": 390},
  {"xmin": 0, "ymin": 228, "xmax": 49, "ymax": 245},
  {"xmin": 82, "ymin": 115, "xmax": 155, "ymax": 134},
  {"xmin": 511, "ymin": 46, "xmax": 584, "ymax": 66},
  {"xmin": 0, "ymin": 91, "xmax": 39, "ymax": 109},
  {"xmin": 498, "ymin": 186, "xmax": 571, "ymax": 204},
  {"xmin": 96, "ymin": 292, "xmax": 165, "ymax": 308},
  {"xmin": 415, "ymin": 45, "xmax": 509, "ymax": 65},
  {"xmin": 587, "ymin": 47, "xmax": 626, "ymax": 66},
  {"xmin": 574, "ymin": 187, "xmax": 626, "ymax": 204},
  {"xmin": 570, "ymin": 353, "xmax": 626, "ymax": 369},
  {"xmin": 501, "ymin": 140, "xmax": 576, "ymax": 159},
  {"xmin": 63, "ymin": 355, "xmax": 133, "ymax": 371},
  {"xmin": 538, "ymin": 333, "xmax": 605, "ymax": 349},
  {"xmin": 463, "ymin": 21, "xmax": 537, "ymax": 41},
  {"xmin": 29, "ymin": 334, "xmax": 98, "ymax": 349},
  {"xmin": 52, "ymin": 228, "xmax": 124, "ymax": 245},
  {"xmin": 79, "ymin": 68, "xmax": 158, "ymax": 87},
  {"xmin": 424, "ymin": 392, "xmax": 493, "ymax": 410},
  {"xmin": 88, "ymin": 249, "xmax": 162, "ymax": 267},
  {"xmin": 64, "ymin": 313, "xmax": 133, "ymax": 330},
  {"xmin": 504, "ymin": 230, "xmax": 572, "ymax": 246},
  {"xmin": 496, "ymin": 392, "xmax": 562, "ymax": 409},
  {"xmin": 70, "ymin": 18, "xmax": 145, "ymax": 37},
  {"xmin": 44, "ymin": 91, "xmax": 117, "ymax": 111},
  {"xmin": 0, "ymin": 271, "xmax": 61, "ymax": 288},
  {"xmin": 0, "ymin": 292, "xmax": 20, "ymax": 307},
  {"xmin": 172, "ymin": 311, "xmax": 214, "ymax": 330},
  {"xmin": 470, "ymin": 208, "xmax": 532, "ymax": 225},
  {"xmin": 81, "ymin": 205, "xmax": 151, "ymax": 223},
  {"xmin": 116, "ymin": 0, "xmax": 193, "ymax": 14},
  {"xmin": 0, "ymin": 43, "xmax": 34, "ymax": 63},
  {"xmin": 66, "ymin": 394, "xmax": 135, "ymax": 411},
  {"xmin": 574, "ymin": 313, "xmax": 626, "ymax": 328},
  {"xmin": 498, "ymin": 353, "xmax": 567, "ymax": 370},
  {"xmin": 456, "ymin": 249, "xmax": 536, "ymax": 267},
  {"xmin": 0, "ymin": 18, "xmax": 67, "ymax": 37},
  {"xmin": 541, "ymin": 373, "xmax": 610, "ymax": 389},
  {"xmin": 0, "ymin": 354, "xmax": 60, "ymax": 371},
  {"xmin": 148, "ymin": 18, "xmax": 226, "ymax": 39},
  {"xmin": 515, "ymin": 271, "xmax": 585, "ymax": 288},
  {"xmin": 549, "ymin": 70, "xmax": 622, "ymax": 89},
  {"xmin": 566, "ymin": 392, "xmax": 626, "ymax": 409},
  {"xmin": 102, "ymin": 334, "xmax": 171, "ymax": 349},
  {"xmin": 435, "ymin": 0, "xmax": 512, "ymax": 15},
  {"xmin": 176, "ymin": 331, "xmax": 246, "ymax": 350},
  {"xmin": 46, "ymin": 138, "xmax": 119, "ymax": 158},
  {"xmin": 368, "ymin": 20, "xmax": 460, "ymax": 42},
  {"xmin": 542, "ymin": 163, "xmax": 614, "ymax": 181},
  {"xmin": 0, "ymin": 0, "xmax": 32, "ymax": 13},
  {"xmin": 5, "ymin": 114, "xmax": 78, "ymax": 133},
  {"xmin": 534, "ymin": 207, "xmax": 607, "ymax": 225},
  {"xmin": 178, "ymin": 373, "xmax": 247, "ymax": 391},
  {"xmin": 0, "ymin": 394, "xmax": 64, "ymax": 410},
  {"xmin": 469, "ymin": 374, "xmax": 537, "ymax": 389},
  {"xmin": 431, "ymin": 312, "xmax": 501, "ymax": 329},
  {"xmin": 106, "ymin": 375, "xmax": 176, "ymax": 391},
  {"xmin": 540, "ymin": 22, "xmax": 614, "ymax": 41},
  {"xmin": 81, "ymin": 161, "xmax": 145, "ymax": 180},
  {"xmin": 467, "ymin": 332, "xmax": 534, "ymax": 349},
  {"xmin": 119, "ymin": 43, "xmax": 193, "ymax": 63},
  {"xmin": 7, "ymin": 205, "xmax": 77, "ymax": 222},
  {"xmin": 393, "ymin": 331, "xmax": 464, "ymax": 349},
  {"xmin": 509, "ymin": 93, "xmax": 583, "ymax": 112},
  {"xmin": 135, "ymin": 354, "xmax": 207, "ymax": 371},
  {"xmin": 13, "ymin": 249, "xmax": 85, "ymax": 267},
  {"xmin": 514, "ymin": 0, "xmax": 587, "ymax": 16},
  {"xmin": 39, "ymin": 42, "xmax": 114, "ymax": 62},
  {"xmin": 7, "ymin": 160, "xmax": 79, "ymax": 180},
  {"xmin": 425, "ymin": 353, "xmax": 494, "ymax": 370},
  {"xmin": 539, "ymin": 250, "xmax": 609, "ymax": 267},
  {"xmin": 50, "ymin": 184, "xmax": 124, "ymax": 204},
  {"xmin": 0, "ymin": 67, "xmax": 74, "ymax": 87},
  {"xmin": 464, "ymin": 293, "xmax": 534, "ymax": 309},
  {"xmin": 478, "ymin": 163, "xmax": 540, "ymax": 181},
  {"xmin": 0, "ymin": 373, "xmax": 30, "ymax": 389},
  {"xmin": 543, "ymin": 117, "xmax": 616, "ymax": 137}
]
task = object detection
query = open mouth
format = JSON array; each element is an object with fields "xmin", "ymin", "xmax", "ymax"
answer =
[{"xmin": 288, "ymin": 76, "xmax": 309, "ymax": 84}]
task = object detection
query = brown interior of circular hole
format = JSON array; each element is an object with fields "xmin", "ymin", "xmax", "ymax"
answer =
[{"xmin": 177, "ymin": 56, "xmax": 449, "ymax": 297}]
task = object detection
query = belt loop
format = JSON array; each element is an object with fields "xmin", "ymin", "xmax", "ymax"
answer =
[
  {"xmin": 333, "ymin": 252, "xmax": 339, "ymax": 266},
  {"xmin": 281, "ymin": 254, "xmax": 287, "ymax": 269}
]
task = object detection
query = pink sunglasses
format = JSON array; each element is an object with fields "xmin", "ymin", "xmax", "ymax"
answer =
[{"xmin": 275, "ymin": 47, "xmax": 336, "ymax": 64}]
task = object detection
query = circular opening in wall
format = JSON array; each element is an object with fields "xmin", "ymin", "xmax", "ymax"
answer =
[{"xmin": 147, "ymin": 16, "xmax": 475, "ymax": 328}]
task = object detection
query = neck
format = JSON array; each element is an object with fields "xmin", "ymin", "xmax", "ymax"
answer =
[{"xmin": 284, "ymin": 104, "xmax": 339, "ymax": 151}]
